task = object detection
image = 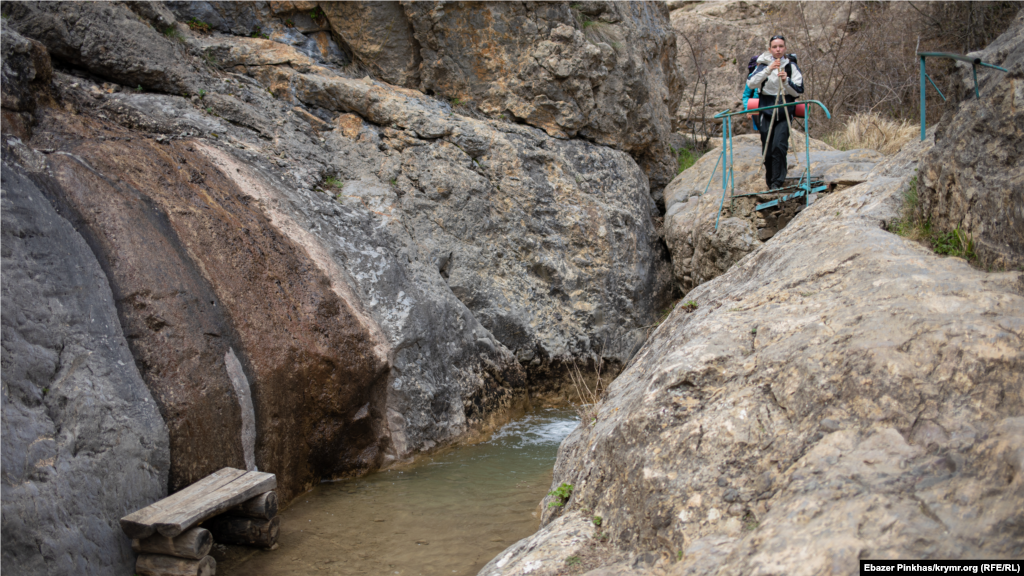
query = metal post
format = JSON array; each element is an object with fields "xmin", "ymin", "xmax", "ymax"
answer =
[
  {"xmin": 972, "ymin": 64, "xmax": 980, "ymax": 99},
  {"xmin": 701, "ymin": 148, "xmax": 723, "ymax": 197},
  {"xmin": 920, "ymin": 55, "xmax": 927, "ymax": 141}
]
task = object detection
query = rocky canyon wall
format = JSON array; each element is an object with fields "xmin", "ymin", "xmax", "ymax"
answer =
[{"xmin": 1, "ymin": 2, "xmax": 676, "ymax": 574}]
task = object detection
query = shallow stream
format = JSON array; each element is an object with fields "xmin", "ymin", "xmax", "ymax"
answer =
[{"xmin": 217, "ymin": 407, "xmax": 579, "ymax": 576}]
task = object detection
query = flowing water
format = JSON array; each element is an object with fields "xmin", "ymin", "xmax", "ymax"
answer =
[{"xmin": 217, "ymin": 407, "xmax": 580, "ymax": 576}]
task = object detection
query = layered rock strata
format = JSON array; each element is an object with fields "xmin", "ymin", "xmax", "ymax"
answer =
[{"xmin": 485, "ymin": 126, "xmax": 1024, "ymax": 576}]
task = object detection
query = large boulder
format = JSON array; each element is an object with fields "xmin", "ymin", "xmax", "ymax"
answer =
[
  {"xmin": 919, "ymin": 10, "xmax": 1024, "ymax": 271},
  {"xmin": 1, "ymin": 159, "xmax": 170, "ymax": 576},
  {"xmin": 487, "ymin": 128, "xmax": 1024, "ymax": 576}
]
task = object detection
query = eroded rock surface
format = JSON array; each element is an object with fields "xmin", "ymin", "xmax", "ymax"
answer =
[
  {"xmin": 4, "ymin": 0, "xmax": 672, "ymax": 513},
  {"xmin": 1, "ymin": 161, "xmax": 169, "ymax": 576},
  {"xmin": 663, "ymin": 133, "xmax": 882, "ymax": 292},
  {"xmin": 919, "ymin": 10, "xmax": 1024, "ymax": 271},
  {"xmin": 488, "ymin": 124, "xmax": 1024, "ymax": 576}
]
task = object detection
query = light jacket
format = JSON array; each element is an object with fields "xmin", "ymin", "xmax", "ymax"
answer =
[{"xmin": 746, "ymin": 52, "xmax": 803, "ymax": 100}]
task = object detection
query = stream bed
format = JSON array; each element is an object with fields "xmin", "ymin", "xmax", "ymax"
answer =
[{"xmin": 217, "ymin": 407, "xmax": 580, "ymax": 576}]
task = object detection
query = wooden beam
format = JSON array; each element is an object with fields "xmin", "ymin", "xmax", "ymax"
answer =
[
  {"xmin": 153, "ymin": 470, "xmax": 276, "ymax": 537},
  {"xmin": 135, "ymin": 553, "xmax": 215, "ymax": 576},
  {"xmin": 132, "ymin": 527, "xmax": 213, "ymax": 560},
  {"xmin": 206, "ymin": 515, "xmax": 280, "ymax": 548},
  {"xmin": 121, "ymin": 467, "xmax": 276, "ymax": 539},
  {"xmin": 227, "ymin": 491, "xmax": 278, "ymax": 520},
  {"xmin": 121, "ymin": 468, "xmax": 246, "ymax": 539}
]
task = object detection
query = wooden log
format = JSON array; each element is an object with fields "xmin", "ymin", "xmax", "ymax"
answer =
[
  {"xmin": 206, "ymin": 515, "xmax": 280, "ymax": 548},
  {"xmin": 132, "ymin": 527, "xmax": 213, "ymax": 560},
  {"xmin": 135, "ymin": 553, "xmax": 216, "ymax": 576},
  {"xmin": 121, "ymin": 468, "xmax": 247, "ymax": 539},
  {"xmin": 226, "ymin": 491, "xmax": 277, "ymax": 520}
]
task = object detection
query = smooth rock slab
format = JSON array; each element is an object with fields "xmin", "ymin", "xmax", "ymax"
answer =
[{"xmin": 1, "ymin": 159, "xmax": 169, "ymax": 576}]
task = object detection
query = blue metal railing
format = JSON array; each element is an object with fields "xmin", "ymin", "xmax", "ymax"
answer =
[
  {"xmin": 704, "ymin": 100, "xmax": 832, "ymax": 231},
  {"xmin": 917, "ymin": 52, "xmax": 1008, "ymax": 141}
]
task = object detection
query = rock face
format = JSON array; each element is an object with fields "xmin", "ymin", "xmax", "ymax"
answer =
[
  {"xmin": 1, "ymin": 161, "xmax": 170, "ymax": 576},
  {"xmin": 4, "ymin": 0, "xmax": 671, "ymax": 516},
  {"xmin": 5, "ymin": 2, "xmax": 199, "ymax": 95},
  {"xmin": 670, "ymin": 1, "xmax": 773, "ymax": 132},
  {"xmin": 662, "ymin": 132, "xmax": 882, "ymax": 292},
  {"xmin": 161, "ymin": 1, "xmax": 683, "ymax": 201},
  {"xmin": 487, "ymin": 129, "xmax": 1024, "ymax": 576},
  {"xmin": 919, "ymin": 10, "xmax": 1024, "ymax": 271},
  {"xmin": 0, "ymin": 20, "xmax": 52, "ymax": 139}
]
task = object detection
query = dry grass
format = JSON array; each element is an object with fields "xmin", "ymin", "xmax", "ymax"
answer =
[
  {"xmin": 822, "ymin": 112, "xmax": 917, "ymax": 155},
  {"xmin": 566, "ymin": 357, "xmax": 605, "ymax": 427}
]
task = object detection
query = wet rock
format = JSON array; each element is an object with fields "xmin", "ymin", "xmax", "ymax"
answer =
[
  {"xmin": 1, "ymin": 159, "xmax": 169, "ymax": 576},
  {"xmin": 22, "ymin": 113, "xmax": 391, "ymax": 501},
  {"xmin": 491, "ymin": 133, "xmax": 1024, "ymax": 574},
  {"xmin": 918, "ymin": 11, "xmax": 1024, "ymax": 271}
]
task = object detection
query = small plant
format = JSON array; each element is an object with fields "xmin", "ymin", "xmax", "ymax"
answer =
[
  {"xmin": 931, "ymin": 225, "xmax": 976, "ymax": 259},
  {"xmin": 547, "ymin": 483, "xmax": 574, "ymax": 508},
  {"xmin": 202, "ymin": 49, "xmax": 219, "ymax": 67},
  {"xmin": 389, "ymin": 177, "xmax": 397, "ymax": 186},
  {"xmin": 449, "ymin": 96, "xmax": 463, "ymax": 107},
  {"xmin": 250, "ymin": 26, "xmax": 270, "ymax": 39},
  {"xmin": 309, "ymin": 8, "xmax": 324, "ymax": 21},
  {"xmin": 750, "ymin": 326, "xmax": 758, "ymax": 335},
  {"xmin": 592, "ymin": 515, "xmax": 602, "ymax": 527},
  {"xmin": 198, "ymin": 89, "xmax": 207, "ymax": 99},
  {"xmin": 284, "ymin": 18, "xmax": 295, "ymax": 27},
  {"xmin": 682, "ymin": 300, "xmax": 698, "ymax": 311},
  {"xmin": 742, "ymin": 511, "xmax": 759, "ymax": 531},
  {"xmin": 163, "ymin": 26, "xmax": 185, "ymax": 42},
  {"xmin": 42, "ymin": 387, "xmax": 49, "ymax": 396},
  {"xmin": 187, "ymin": 17, "xmax": 211, "ymax": 33},
  {"xmin": 566, "ymin": 556, "xmax": 581, "ymax": 566},
  {"xmin": 672, "ymin": 146, "xmax": 704, "ymax": 175},
  {"xmin": 205, "ymin": 107, "xmax": 213, "ymax": 114},
  {"xmin": 324, "ymin": 175, "xmax": 344, "ymax": 189},
  {"xmin": 135, "ymin": 85, "xmax": 143, "ymax": 93}
]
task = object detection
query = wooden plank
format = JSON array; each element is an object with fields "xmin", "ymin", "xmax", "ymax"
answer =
[
  {"xmin": 132, "ymin": 527, "xmax": 213, "ymax": 560},
  {"xmin": 206, "ymin": 515, "xmax": 280, "ymax": 548},
  {"xmin": 135, "ymin": 553, "xmax": 215, "ymax": 576},
  {"xmin": 226, "ymin": 491, "xmax": 277, "ymax": 520},
  {"xmin": 121, "ymin": 468, "xmax": 247, "ymax": 539},
  {"xmin": 151, "ymin": 470, "xmax": 276, "ymax": 538}
]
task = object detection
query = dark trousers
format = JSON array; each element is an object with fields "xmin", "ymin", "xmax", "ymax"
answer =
[{"xmin": 759, "ymin": 109, "xmax": 790, "ymax": 189}]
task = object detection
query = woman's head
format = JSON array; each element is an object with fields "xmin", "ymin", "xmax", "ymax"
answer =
[{"xmin": 769, "ymin": 35, "xmax": 786, "ymax": 59}]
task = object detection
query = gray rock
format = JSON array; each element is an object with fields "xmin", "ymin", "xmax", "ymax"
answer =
[
  {"xmin": 6, "ymin": 1, "xmax": 199, "ymax": 95},
  {"xmin": 920, "ymin": 11, "xmax": 1024, "ymax": 271},
  {"xmin": 1, "ymin": 159, "xmax": 169, "ymax": 576},
  {"xmin": 489, "ymin": 127, "xmax": 1024, "ymax": 575}
]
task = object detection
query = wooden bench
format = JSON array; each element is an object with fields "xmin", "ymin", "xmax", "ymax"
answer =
[{"xmin": 121, "ymin": 467, "xmax": 278, "ymax": 576}]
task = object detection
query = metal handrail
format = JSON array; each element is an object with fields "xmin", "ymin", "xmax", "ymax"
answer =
[
  {"xmin": 917, "ymin": 52, "xmax": 1008, "ymax": 140},
  {"xmin": 705, "ymin": 100, "xmax": 832, "ymax": 230}
]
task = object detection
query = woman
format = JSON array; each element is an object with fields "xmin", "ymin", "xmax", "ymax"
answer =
[{"xmin": 746, "ymin": 35, "xmax": 804, "ymax": 190}]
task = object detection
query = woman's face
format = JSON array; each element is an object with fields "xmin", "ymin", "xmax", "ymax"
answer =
[{"xmin": 770, "ymin": 39, "xmax": 786, "ymax": 59}]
